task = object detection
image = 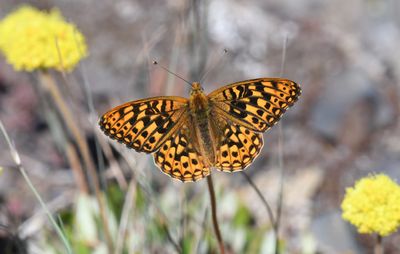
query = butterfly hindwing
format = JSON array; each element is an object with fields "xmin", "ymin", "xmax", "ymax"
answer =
[
  {"xmin": 208, "ymin": 78, "xmax": 301, "ymax": 132},
  {"xmin": 153, "ymin": 122, "xmax": 210, "ymax": 182},
  {"xmin": 211, "ymin": 110, "xmax": 263, "ymax": 171},
  {"xmin": 99, "ymin": 97, "xmax": 188, "ymax": 153}
]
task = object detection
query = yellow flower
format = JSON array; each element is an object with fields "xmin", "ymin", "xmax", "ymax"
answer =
[
  {"xmin": 341, "ymin": 174, "xmax": 400, "ymax": 236},
  {"xmin": 0, "ymin": 5, "xmax": 87, "ymax": 72}
]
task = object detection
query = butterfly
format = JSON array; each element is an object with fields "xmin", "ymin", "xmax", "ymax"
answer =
[{"xmin": 99, "ymin": 78, "xmax": 301, "ymax": 182}]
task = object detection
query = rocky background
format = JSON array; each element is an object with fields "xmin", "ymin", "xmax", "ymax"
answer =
[{"xmin": 0, "ymin": 0, "xmax": 399, "ymax": 253}]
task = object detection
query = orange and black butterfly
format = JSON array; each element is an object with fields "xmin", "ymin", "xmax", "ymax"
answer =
[{"xmin": 99, "ymin": 78, "xmax": 301, "ymax": 182}]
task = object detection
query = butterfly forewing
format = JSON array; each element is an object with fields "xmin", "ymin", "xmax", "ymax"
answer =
[
  {"xmin": 99, "ymin": 97, "xmax": 188, "ymax": 153},
  {"xmin": 208, "ymin": 78, "xmax": 301, "ymax": 132},
  {"xmin": 153, "ymin": 121, "xmax": 210, "ymax": 182}
]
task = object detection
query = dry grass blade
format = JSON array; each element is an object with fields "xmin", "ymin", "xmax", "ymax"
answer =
[
  {"xmin": 37, "ymin": 71, "xmax": 114, "ymax": 251},
  {"xmin": 274, "ymin": 34, "xmax": 290, "ymax": 254},
  {"xmin": 96, "ymin": 130, "xmax": 128, "ymax": 190},
  {"xmin": 114, "ymin": 178, "xmax": 136, "ymax": 254},
  {"xmin": 65, "ymin": 141, "xmax": 89, "ymax": 193},
  {"xmin": 0, "ymin": 120, "xmax": 72, "ymax": 254},
  {"xmin": 103, "ymin": 137, "xmax": 182, "ymax": 252}
]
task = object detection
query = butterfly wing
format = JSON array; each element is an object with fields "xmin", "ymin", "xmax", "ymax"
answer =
[
  {"xmin": 208, "ymin": 78, "xmax": 301, "ymax": 132},
  {"xmin": 210, "ymin": 110, "xmax": 263, "ymax": 171},
  {"xmin": 208, "ymin": 78, "xmax": 300, "ymax": 171},
  {"xmin": 99, "ymin": 78, "xmax": 301, "ymax": 179},
  {"xmin": 153, "ymin": 119, "xmax": 210, "ymax": 182},
  {"xmin": 99, "ymin": 96, "xmax": 188, "ymax": 153}
]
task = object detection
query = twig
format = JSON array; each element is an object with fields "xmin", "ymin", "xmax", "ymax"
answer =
[
  {"xmin": 206, "ymin": 175, "xmax": 225, "ymax": 254},
  {"xmin": 0, "ymin": 120, "xmax": 72, "ymax": 254}
]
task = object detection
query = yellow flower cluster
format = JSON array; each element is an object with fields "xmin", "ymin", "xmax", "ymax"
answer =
[
  {"xmin": 341, "ymin": 174, "xmax": 400, "ymax": 236},
  {"xmin": 0, "ymin": 6, "xmax": 87, "ymax": 72}
]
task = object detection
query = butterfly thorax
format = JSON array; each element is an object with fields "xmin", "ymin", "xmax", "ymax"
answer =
[{"xmin": 189, "ymin": 83, "xmax": 217, "ymax": 166}]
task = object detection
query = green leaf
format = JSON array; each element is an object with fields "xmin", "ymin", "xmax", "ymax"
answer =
[
  {"xmin": 106, "ymin": 184, "xmax": 125, "ymax": 221},
  {"xmin": 233, "ymin": 203, "xmax": 252, "ymax": 228}
]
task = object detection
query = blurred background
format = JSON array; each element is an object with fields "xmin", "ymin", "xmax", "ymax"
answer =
[{"xmin": 0, "ymin": 0, "xmax": 399, "ymax": 253}]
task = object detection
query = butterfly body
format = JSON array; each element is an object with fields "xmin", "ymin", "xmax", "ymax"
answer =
[
  {"xmin": 100, "ymin": 78, "xmax": 301, "ymax": 182},
  {"xmin": 189, "ymin": 82, "xmax": 218, "ymax": 167}
]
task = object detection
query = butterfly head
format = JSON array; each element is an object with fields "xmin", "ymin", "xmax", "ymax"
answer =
[{"xmin": 190, "ymin": 82, "xmax": 204, "ymax": 95}]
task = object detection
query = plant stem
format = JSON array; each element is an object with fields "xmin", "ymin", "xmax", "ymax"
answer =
[
  {"xmin": 241, "ymin": 172, "xmax": 275, "ymax": 226},
  {"xmin": 38, "ymin": 71, "xmax": 114, "ymax": 252},
  {"xmin": 374, "ymin": 235, "xmax": 383, "ymax": 254},
  {"xmin": 275, "ymin": 124, "xmax": 284, "ymax": 254},
  {"xmin": 274, "ymin": 34, "xmax": 289, "ymax": 254},
  {"xmin": 65, "ymin": 142, "xmax": 89, "ymax": 194},
  {"xmin": 161, "ymin": 220, "xmax": 182, "ymax": 254},
  {"xmin": 114, "ymin": 179, "xmax": 136, "ymax": 254},
  {"xmin": 241, "ymin": 172, "xmax": 279, "ymax": 252},
  {"xmin": 206, "ymin": 175, "xmax": 225, "ymax": 254}
]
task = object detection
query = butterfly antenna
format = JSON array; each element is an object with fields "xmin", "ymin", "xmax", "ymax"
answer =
[
  {"xmin": 153, "ymin": 60, "xmax": 192, "ymax": 86},
  {"xmin": 199, "ymin": 48, "xmax": 228, "ymax": 84}
]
